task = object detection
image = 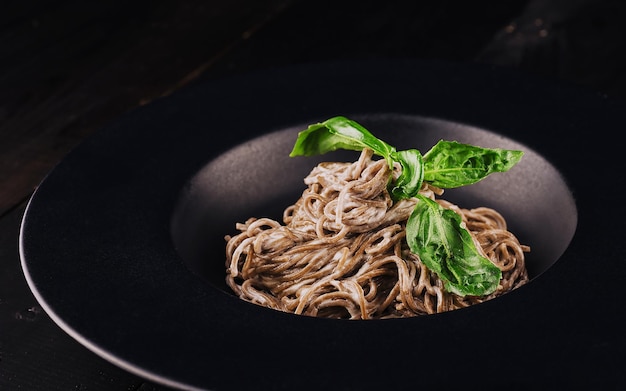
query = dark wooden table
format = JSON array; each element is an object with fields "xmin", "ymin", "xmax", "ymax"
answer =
[{"xmin": 2, "ymin": 1, "xmax": 625, "ymax": 390}]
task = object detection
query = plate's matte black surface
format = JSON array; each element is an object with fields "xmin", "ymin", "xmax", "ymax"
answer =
[{"xmin": 20, "ymin": 60, "xmax": 626, "ymax": 390}]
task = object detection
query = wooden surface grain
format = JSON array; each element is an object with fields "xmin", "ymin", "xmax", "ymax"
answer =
[
  {"xmin": 2, "ymin": 0, "xmax": 625, "ymax": 389},
  {"xmin": 0, "ymin": 0, "xmax": 297, "ymax": 217}
]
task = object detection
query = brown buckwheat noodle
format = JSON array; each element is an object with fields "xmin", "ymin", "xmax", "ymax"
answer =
[{"xmin": 225, "ymin": 149, "xmax": 530, "ymax": 319}]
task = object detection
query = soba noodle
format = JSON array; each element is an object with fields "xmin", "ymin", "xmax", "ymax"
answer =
[{"xmin": 225, "ymin": 149, "xmax": 529, "ymax": 319}]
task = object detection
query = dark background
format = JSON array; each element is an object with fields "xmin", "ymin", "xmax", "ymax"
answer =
[{"xmin": 2, "ymin": 1, "xmax": 625, "ymax": 389}]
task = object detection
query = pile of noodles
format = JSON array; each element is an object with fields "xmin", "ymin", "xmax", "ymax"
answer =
[{"xmin": 225, "ymin": 149, "xmax": 530, "ymax": 319}]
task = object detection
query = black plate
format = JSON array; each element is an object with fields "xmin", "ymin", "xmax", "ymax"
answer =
[{"xmin": 20, "ymin": 59, "xmax": 626, "ymax": 390}]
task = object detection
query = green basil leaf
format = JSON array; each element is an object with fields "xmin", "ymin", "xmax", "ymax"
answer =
[
  {"xmin": 289, "ymin": 116, "xmax": 396, "ymax": 167},
  {"xmin": 422, "ymin": 140, "xmax": 523, "ymax": 188},
  {"xmin": 289, "ymin": 116, "xmax": 424, "ymax": 200},
  {"xmin": 389, "ymin": 149, "xmax": 424, "ymax": 200},
  {"xmin": 406, "ymin": 195, "xmax": 502, "ymax": 296}
]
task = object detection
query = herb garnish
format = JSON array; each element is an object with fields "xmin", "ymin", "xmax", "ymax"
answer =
[{"xmin": 290, "ymin": 116, "xmax": 523, "ymax": 296}]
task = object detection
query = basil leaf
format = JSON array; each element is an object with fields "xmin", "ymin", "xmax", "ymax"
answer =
[
  {"xmin": 389, "ymin": 149, "xmax": 424, "ymax": 200},
  {"xmin": 290, "ymin": 116, "xmax": 424, "ymax": 199},
  {"xmin": 406, "ymin": 195, "xmax": 502, "ymax": 296},
  {"xmin": 289, "ymin": 116, "xmax": 396, "ymax": 167},
  {"xmin": 422, "ymin": 140, "xmax": 523, "ymax": 188}
]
